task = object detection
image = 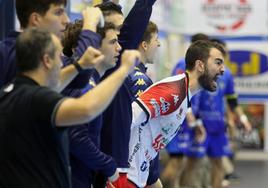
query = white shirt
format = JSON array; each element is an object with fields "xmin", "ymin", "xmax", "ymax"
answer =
[{"xmin": 128, "ymin": 73, "xmax": 192, "ymax": 187}]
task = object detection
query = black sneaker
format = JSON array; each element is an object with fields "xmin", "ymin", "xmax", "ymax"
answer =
[{"xmin": 225, "ymin": 173, "xmax": 240, "ymax": 184}]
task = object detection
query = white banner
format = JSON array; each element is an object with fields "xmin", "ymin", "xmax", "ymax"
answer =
[
  {"xmin": 121, "ymin": 0, "xmax": 185, "ymax": 33},
  {"xmin": 121, "ymin": 0, "xmax": 268, "ymax": 35},
  {"xmin": 183, "ymin": 0, "xmax": 268, "ymax": 36}
]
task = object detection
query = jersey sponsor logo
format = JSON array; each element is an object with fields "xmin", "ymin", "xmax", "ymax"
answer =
[
  {"xmin": 129, "ymin": 143, "xmax": 141, "ymax": 163},
  {"xmin": 172, "ymin": 94, "xmax": 180, "ymax": 105},
  {"xmin": 162, "ymin": 127, "xmax": 171, "ymax": 135},
  {"xmin": 160, "ymin": 97, "xmax": 171, "ymax": 113},
  {"xmin": 161, "ymin": 122, "xmax": 175, "ymax": 135},
  {"xmin": 152, "ymin": 134, "xmax": 165, "ymax": 152},
  {"xmin": 148, "ymin": 97, "xmax": 172, "ymax": 118},
  {"xmin": 139, "ymin": 79, "xmax": 187, "ymax": 118},
  {"xmin": 144, "ymin": 149, "xmax": 153, "ymax": 161},
  {"xmin": 136, "ymin": 90, "xmax": 144, "ymax": 97},
  {"xmin": 140, "ymin": 161, "xmax": 148, "ymax": 172},
  {"xmin": 134, "ymin": 71, "xmax": 144, "ymax": 76},
  {"xmin": 150, "ymin": 98, "xmax": 161, "ymax": 117},
  {"xmin": 135, "ymin": 79, "xmax": 146, "ymax": 86}
]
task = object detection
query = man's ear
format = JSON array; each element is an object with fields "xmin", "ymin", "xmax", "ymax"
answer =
[
  {"xmin": 196, "ymin": 60, "xmax": 205, "ymax": 73},
  {"xmin": 28, "ymin": 12, "xmax": 42, "ymax": 27},
  {"xmin": 41, "ymin": 54, "xmax": 52, "ymax": 70},
  {"xmin": 141, "ymin": 41, "xmax": 148, "ymax": 51}
]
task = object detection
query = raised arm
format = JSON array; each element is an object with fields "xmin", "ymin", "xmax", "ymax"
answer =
[
  {"xmin": 119, "ymin": 0, "xmax": 157, "ymax": 50},
  {"xmin": 57, "ymin": 46, "xmax": 104, "ymax": 92},
  {"xmin": 55, "ymin": 50, "xmax": 141, "ymax": 126}
]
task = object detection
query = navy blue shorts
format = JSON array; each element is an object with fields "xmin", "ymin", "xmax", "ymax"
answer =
[{"xmin": 185, "ymin": 130, "xmax": 231, "ymax": 158}]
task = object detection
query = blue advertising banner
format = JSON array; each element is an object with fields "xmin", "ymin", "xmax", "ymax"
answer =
[{"xmin": 225, "ymin": 37, "xmax": 268, "ymax": 101}]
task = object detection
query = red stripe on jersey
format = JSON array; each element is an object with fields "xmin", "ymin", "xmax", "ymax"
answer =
[{"xmin": 138, "ymin": 77, "xmax": 187, "ymax": 118}]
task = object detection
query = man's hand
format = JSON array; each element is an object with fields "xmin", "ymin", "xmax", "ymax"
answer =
[
  {"xmin": 240, "ymin": 114, "xmax": 252, "ymax": 133},
  {"xmin": 78, "ymin": 47, "xmax": 104, "ymax": 69},
  {"xmin": 194, "ymin": 121, "xmax": 206, "ymax": 143},
  {"xmin": 120, "ymin": 50, "xmax": 141, "ymax": 74},
  {"xmin": 82, "ymin": 7, "xmax": 104, "ymax": 31}
]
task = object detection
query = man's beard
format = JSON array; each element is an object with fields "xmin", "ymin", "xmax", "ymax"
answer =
[{"xmin": 198, "ymin": 67, "xmax": 217, "ymax": 92}]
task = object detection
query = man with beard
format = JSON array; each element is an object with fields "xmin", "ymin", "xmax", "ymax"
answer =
[
  {"xmin": 181, "ymin": 39, "xmax": 251, "ymax": 188},
  {"xmin": 161, "ymin": 33, "xmax": 209, "ymax": 188},
  {"xmin": 128, "ymin": 40, "xmax": 225, "ymax": 188}
]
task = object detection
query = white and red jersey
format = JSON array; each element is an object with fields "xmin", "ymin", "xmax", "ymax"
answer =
[{"xmin": 128, "ymin": 73, "xmax": 192, "ymax": 187}]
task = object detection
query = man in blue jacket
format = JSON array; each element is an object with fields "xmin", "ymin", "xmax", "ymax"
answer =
[
  {"xmin": 62, "ymin": 21, "xmax": 124, "ymax": 187},
  {"xmin": 91, "ymin": 1, "xmax": 159, "ymax": 187},
  {"xmin": 60, "ymin": 1, "xmax": 158, "ymax": 187},
  {"xmin": 0, "ymin": 0, "xmax": 103, "ymax": 89}
]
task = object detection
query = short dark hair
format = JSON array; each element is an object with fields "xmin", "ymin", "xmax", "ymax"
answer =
[
  {"xmin": 97, "ymin": 22, "xmax": 117, "ymax": 39},
  {"xmin": 191, "ymin": 33, "xmax": 209, "ymax": 43},
  {"xmin": 210, "ymin": 38, "xmax": 226, "ymax": 47},
  {"xmin": 16, "ymin": 27, "xmax": 56, "ymax": 72},
  {"xmin": 95, "ymin": 1, "xmax": 123, "ymax": 17},
  {"xmin": 62, "ymin": 20, "xmax": 117, "ymax": 57},
  {"xmin": 16, "ymin": 0, "xmax": 67, "ymax": 28},
  {"xmin": 141, "ymin": 21, "xmax": 158, "ymax": 43},
  {"xmin": 185, "ymin": 40, "xmax": 226, "ymax": 71}
]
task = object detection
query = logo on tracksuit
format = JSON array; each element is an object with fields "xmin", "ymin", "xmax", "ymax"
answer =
[{"xmin": 140, "ymin": 161, "xmax": 148, "ymax": 172}]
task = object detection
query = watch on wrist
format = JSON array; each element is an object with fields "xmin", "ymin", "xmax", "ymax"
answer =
[
  {"xmin": 73, "ymin": 61, "xmax": 83, "ymax": 73},
  {"xmin": 71, "ymin": 55, "xmax": 83, "ymax": 73}
]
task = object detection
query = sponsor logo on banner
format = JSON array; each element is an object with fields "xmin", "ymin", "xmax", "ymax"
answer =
[
  {"xmin": 226, "ymin": 50, "xmax": 268, "ymax": 77},
  {"xmin": 202, "ymin": 0, "xmax": 252, "ymax": 32},
  {"xmin": 226, "ymin": 49, "xmax": 268, "ymax": 96}
]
